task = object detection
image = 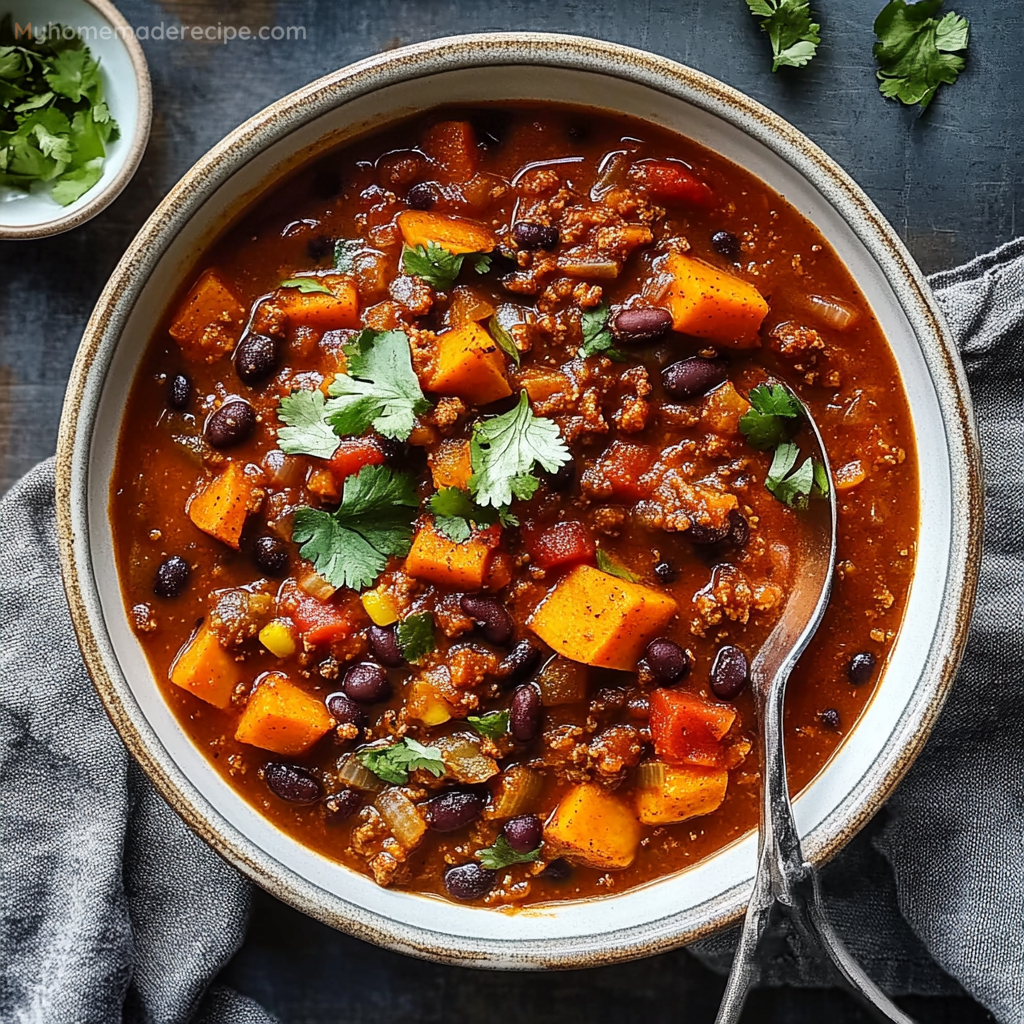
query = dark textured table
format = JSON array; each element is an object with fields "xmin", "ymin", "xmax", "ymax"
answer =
[{"xmin": 0, "ymin": 1, "xmax": 1010, "ymax": 1020}]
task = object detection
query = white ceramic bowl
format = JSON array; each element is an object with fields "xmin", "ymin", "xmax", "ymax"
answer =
[
  {"xmin": 56, "ymin": 33, "xmax": 982, "ymax": 969},
  {"xmin": 0, "ymin": 0, "xmax": 151, "ymax": 239}
]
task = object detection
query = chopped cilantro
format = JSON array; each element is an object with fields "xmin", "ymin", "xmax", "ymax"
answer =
[
  {"xmin": 469, "ymin": 392, "xmax": 571, "ymax": 509},
  {"xmin": 291, "ymin": 465, "xmax": 418, "ymax": 590},
  {"xmin": 333, "ymin": 238, "xmax": 363, "ymax": 272},
  {"xmin": 577, "ymin": 304, "xmax": 626, "ymax": 361},
  {"xmin": 764, "ymin": 441, "xmax": 829, "ymax": 509},
  {"xmin": 395, "ymin": 612, "xmax": 435, "ymax": 664},
  {"xmin": 467, "ymin": 710, "xmax": 510, "ymax": 741},
  {"xmin": 744, "ymin": 0, "xmax": 821, "ymax": 72},
  {"xmin": 427, "ymin": 487, "xmax": 517, "ymax": 543},
  {"xmin": 0, "ymin": 16, "xmax": 120, "ymax": 206},
  {"xmin": 739, "ymin": 383, "xmax": 802, "ymax": 450},
  {"xmin": 488, "ymin": 315, "xmax": 521, "ymax": 367},
  {"xmin": 873, "ymin": 0, "xmax": 969, "ymax": 108},
  {"xmin": 475, "ymin": 835, "xmax": 541, "ymax": 870},
  {"xmin": 356, "ymin": 737, "xmax": 445, "ymax": 785},
  {"xmin": 280, "ymin": 277, "xmax": 333, "ymax": 294},
  {"xmin": 277, "ymin": 389, "xmax": 342, "ymax": 459},
  {"xmin": 402, "ymin": 241, "xmax": 492, "ymax": 290},
  {"xmin": 595, "ymin": 548, "xmax": 641, "ymax": 583}
]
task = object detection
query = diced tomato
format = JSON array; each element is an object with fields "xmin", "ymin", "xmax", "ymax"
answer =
[
  {"xmin": 630, "ymin": 159, "xmax": 714, "ymax": 207},
  {"xmin": 649, "ymin": 688, "xmax": 737, "ymax": 767},
  {"xmin": 582, "ymin": 441, "xmax": 654, "ymax": 501},
  {"xmin": 327, "ymin": 438, "xmax": 386, "ymax": 485},
  {"xmin": 526, "ymin": 520, "xmax": 596, "ymax": 571},
  {"xmin": 291, "ymin": 594, "xmax": 354, "ymax": 646}
]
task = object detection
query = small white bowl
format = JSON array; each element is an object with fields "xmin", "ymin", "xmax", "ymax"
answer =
[{"xmin": 0, "ymin": 0, "xmax": 151, "ymax": 239}]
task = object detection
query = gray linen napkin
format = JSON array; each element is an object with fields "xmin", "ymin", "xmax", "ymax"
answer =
[{"xmin": 1, "ymin": 240, "xmax": 1021, "ymax": 1023}]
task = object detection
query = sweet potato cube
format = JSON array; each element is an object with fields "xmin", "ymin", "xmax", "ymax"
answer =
[
  {"xmin": 662, "ymin": 253, "xmax": 768, "ymax": 347},
  {"xmin": 234, "ymin": 673, "xmax": 334, "ymax": 755},
  {"xmin": 544, "ymin": 783, "xmax": 641, "ymax": 870},
  {"xmin": 528, "ymin": 565, "xmax": 678, "ymax": 671},
  {"xmin": 429, "ymin": 322, "xmax": 512, "ymax": 406},
  {"xmin": 168, "ymin": 269, "xmax": 246, "ymax": 361},
  {"xmin": 636, "ymin": 764, "xmax": 729, "ymax": 825},
  {"xmin": 397, "ymin": 210, "xmax": 496, "ymax": 256},
  {"xmin": 404, "ymin": 522, "xmax": 498, "ymax": 590},
  {"xmin": 274, "ymin": 274, "xmax": 360, "ymax": 331},
  {"xmin": 169, "ymin": 624, "xmax": 241, "ymax": 709},
  {"xmin": 429, "ymin": 439, "xmax": 473, "ymax": 490},
  {"xmin": 701, "ymin": 381, "xmax": 752, "ymax": 437},
  {"xmin": 187, "ymin": 463, "xmax": 259, "ymax": 549},
  {"xmin": 421, "ymin": 120, "xmax": 478, "ymax": 180}
]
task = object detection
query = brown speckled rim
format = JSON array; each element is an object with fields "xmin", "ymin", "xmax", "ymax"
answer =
[
  {"xmin": 55, "ymin": 33, "xmax": 982, "ymax": 969},
  {"xmin": 0, "ymin": 0, "xmax": 152, "ymax": 240}
]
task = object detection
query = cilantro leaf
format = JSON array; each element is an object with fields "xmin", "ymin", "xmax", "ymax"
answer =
[
  {"xmin": 595, "ymin": 548, "xmax": 641, "ymax": 583},
  {"xmin": 577, "ymin": 303, "xmax": 626, "ymax": 361},
  {"xmin": 745, "ymin": 0, "xmax": 821, "ymax": 72},
  {"xmin": 325, "ymin": 329, "xmax": 431, "ymax": 441},
  {"xmin": 469, "ymin": 392, "xmax": 570, "ymax": 509},
  {"xmin": 356, "ymin": 737, "xmax": 446, "ymax": 785},
  {"xmin": 739, "ymin": 383, "xmax": 802, "ymax": 450},
  {"xmin": 475, "ymin": 835, "xmax": 541, "ymax": 871},
  {"xmin": 402, "ymin": 242, "xmax": 493, "ymax": 290},
  {"xmin": 764, "ymin": 441, "xmax": 828, "ymax": 509},
  {"xmin": 292, "ymin": 465, "xmax": 418, "ymax": 590},
  {"xmin": 50, "ymin": 156, "xmax": 102, "ymax": 206},
  {"xmin": 276, "ymin": 389, "xmax": 342, "ymax": 459},
  {"xmin": 873, "ymin": 0, "xmax": 969, "ymax": 108},
  {"xmin": 280, "ymin": 277, "xmax": 333, "ymax": 294},
  {"xmin": 334, "ymin": 238, "xmax": 363, "ymax": 272},
  {"xmin": 427, "ymin": 487, "xmax": 516, "ymax": 542},
  {"xmin": 395, "ymin": 612, "xmax": 435, "ymax": 664},
  {"xmin": 467, "ymin": 710, "xmax": 510, "ymax": 741}
]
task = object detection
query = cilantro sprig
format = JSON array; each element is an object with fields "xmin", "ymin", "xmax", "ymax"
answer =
[
  {"xmin": 577, "ymin": 304, "xmax": 626, "ymax": 361},
  {"xmin": 873, "ymin": 0, "xmax": 969, "ymax": 109},
  {"xmin": 739, "ymin": 383, "xmax": 802, "ymax": 450},
  {"xmin": 291, "ymin": 465, "xmax": 418, "ymax": 590},
  {"xmin": 395, "ymin": 612, "xmax": 435, "ymax": 664},
  {"xmin": 402, "ymin": 242, "xmax": 492, "ymax": 290},
  {"xmin": 744, "ymin": 0, "xmax": 821, "ymax": 72},
  {"xmin": 475, "ymin": 835, "xmax": 542, "ymax": 871},
  {"xmin": 356, "ymin": 737, "xmax": 445, "ymax": 785},
  {"xmin": 765, "ymin": 441, "xmax": 830, "ymax": 509},
  {"xmin": 280, "ymin": 277, "xmax": 333, "ymax": 294},
  {"xmin": 428, "ymin": 487, "xmax": 517, "ymax": 543},
  {"xmin": 595, "ymin": 548, "xmax": 641, "ymax": 583},
  {"xmin": 0, "ymin": 16, "xmax": 120, "ymax": 206},
  {"xmin": 467, "ymin": 710, "xmax": 510, "ymax": 741},
  {"xmin": 469, "ymin": 392, "xmax": 571, "ymax": 509}
]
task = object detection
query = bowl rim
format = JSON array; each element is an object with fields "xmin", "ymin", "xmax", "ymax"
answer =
[
  {"xmin": 54, "ymin": 31, "xmax": 983, "ymax": 968},
  {"xmin": 0, "ymin": 0, "xmax": 153, "ymax": 240}
]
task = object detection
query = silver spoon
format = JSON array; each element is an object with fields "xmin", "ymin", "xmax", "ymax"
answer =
[{"xmin": 714, "ymin": 388, "xmax": 915, "ymax": 1024}]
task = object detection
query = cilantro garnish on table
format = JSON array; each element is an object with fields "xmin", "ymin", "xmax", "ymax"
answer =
[
  {"xmin": 395, "ymin": 611, "xmax": 435, "ymax": 664},
  {"xmin": 873, "ymin": 0, "xmax": 969, "ymax": 109},
  {"xmin": 577, "ymin": 303, "xmax": 626, "ymax": 361},
  {"xmin": 356, "ymin": 737, "xmax": 446, "ymax": 785},
  {"xmin": 467, "ymin": 710, "xmax": 510, "ymax": 741},
  {"xmin": 739, "ymin": 383, "xmax": 802, "ymax": 450},
  {"xmin": 428, "ymin": 487, "xmax": 517, "ymax": 543},
  {"xmin": 595, "ymin": 548, "xmax": 641, "ymax": 583},
  {"xmin": 402, "ymin": 241, "xmax": 491, "ymax": 290},
  {"xmin": 291, "ymin": 465, "xmax": 418, "ymax": 590},
  {"xmin": 744, "ymin": 0, "xmax": 821, "ymax": 72},
  {"xmin": 0, "ymin": 15, "xmax": 120, "ymax": 206},
  {"xmin": 475, "ymin": 835, "xmax": 541, "ymax": 871},
  {"xmin": 765, "ymin": 441, "xmax": 830, "ymax": 509},
  {"xmin": 468, "ymin": 391, "xmax": 571, "ymax": 509}
]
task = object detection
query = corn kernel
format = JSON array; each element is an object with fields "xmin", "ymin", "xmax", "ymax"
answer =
[
  {"xmin": 361, "ymin": 587, "xmax": 400, "ymax": 626},
  {"xmin": 405, "ymin": 679, "xmax": 452, "ymax": 726},
  {"xmin": 259, "ymin": 619, "xmax": 297, "ymax": 658}
]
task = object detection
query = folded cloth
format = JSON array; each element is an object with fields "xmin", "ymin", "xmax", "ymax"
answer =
[{"xmin": 0, "ymin": 240, "xmax": 1020, "ymax": 1023}]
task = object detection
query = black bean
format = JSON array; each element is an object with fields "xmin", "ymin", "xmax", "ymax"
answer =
[
  {"xmin": 168, "ymin": 373, "xmax": 191, "ymax": 410},
  {"xmin": 662, "ymin": 357, "xmax": 730, "ymax": 401},
  {"xmin": 342, "ymin": 661, "xmax": 391, "ymax": 704},
  {"xmin": 726, "ymin": 509, "xmax": 750, "ymax": 548},
  {"xmin": 460, "ymin": 595, "xmax": 513, "ymax": 646},
  {"xmin": 205, "ymin": 400, "xmax": 255, "ymax": 448},
  {"xmin": 510, "ymin": 684, "xmax": 542, "ymax": 742},
  {"xmin": 819, "ymin": 708, "xmax": 841, "ymax": 731},
  {"xmin": 547, "ymin": 457, "xmax": 576, "ymax": 492},
  {"xmin": 423, "ymin": 790, "xmax": 485, "ymax": 832},
  {"xmin": 497, "ymin": 640, "xmax": 543, "ymax": 686},
  {"xmin": 153, "ymin": 555, "xmax": 190, "ymax": 598},
  {"xmin": 367, "ymin": 624, "xmax": 404, "ymax": 667},
  {"xmin": 710, "ymin": 645, "xmax": 749, "ymax": 700},
  {"xmin": 406, "ymin": 182, "xmax": 437, "ymax": 210},
  {"xmin": 502, "ymin": 814, "xmax": 543, "ymax": 854},
  {"xmin": 540, "ymin": 857, "xmax": 572, "ymax": 881},
  {"xmin": 234, "ymin": 332, "xmax": 279, "ymax": 385},
  {"xmin": 653, "ymin": 561, "xmax": 676, "ymax": 583},
  {"xmin": 511, "ymin": 221, "xmax": 559, "ymax": 251},
  {"xmin": 262, "ymin": 762, "xmax": 321, "ymax": 804},
  {"xmin": 711, "ymin": 230, "xmax": 741, "ymax": 259},
  {"xmin": 847, "ymin": 651, "xmax": 877, "ymax": 686},
  {"xmin": 444, "ymin": 862, "xmax": 496, "ymax": 901},
  {"xmin": 253, "ymin": 535, "xmax": 289, "ymax": 577},
  {"xmin": 326, "ymin": 691, "xmax": 367, "ymax": 729},
  {"xmin": 610, "ymin": 306, "xmax": 673, "ymax": 343},
  {"xmin": 643, "ymin": 638, "xmax": 691, "ymax": 685},
  {"xmin": 324, "ymin": 788, "xmax": 361, "ymax": 820},
  {"xmin": 374, "ymin": 436, "xmax": 405, "ymax": 463},
  {"xmin": 487, "ymin": 248, "xmax": 519, "ymax": 277},
  {"xmin": 683, "ymin": 519, "xmax": 732, "ymax": 545}
]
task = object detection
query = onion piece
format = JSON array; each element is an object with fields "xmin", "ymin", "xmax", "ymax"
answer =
[
  {"xmin": 537, "ymin": 656, "xmax": 589, "ymax": 706},
  {"xmin": 636, "ymin": 760, "xmax": 667, "ymax": 790},
  {"xmin": 556, "ymin": 255, "xmax": 620, "ymax": 279},
  {"xmin": 375, "ymin": 788, "xmax": 427, "ymax": 848},
  {"xmin": 297, "ymin": 566, "xmax": 336, "ymax": 601},
  {"xmin": 336, "ymin": 753, "xmax": 386, "ymax": 794},
  {"xmin": 590, "ymin": 150, "xmax": 630, "ymax": 201},
  {"xmin": 484, "ymin": 765, "xmax": 545, "ymax": 820},
  {"xmin": 807, "ymin": 293, "xmax": 858, "ymax": 331},
  {"xmin": 434, "ymin": 733, "xmax": 499, "ymax": 784}
]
